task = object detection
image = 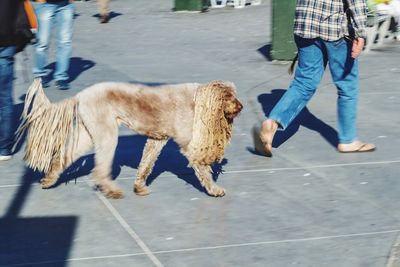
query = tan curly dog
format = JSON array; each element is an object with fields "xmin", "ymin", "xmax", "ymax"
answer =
[{"xmin": 19, "ymin": 79, "xmax": 242, "ymax": 198}]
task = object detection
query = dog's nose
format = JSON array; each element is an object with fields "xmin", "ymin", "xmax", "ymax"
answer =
[{"xmin": 237, "ymin": 101, "xmax": 243, "ymax": 112}]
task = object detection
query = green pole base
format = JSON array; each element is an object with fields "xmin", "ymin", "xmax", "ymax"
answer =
[{"xmin": 174, "ymin": 0, "xmax": 208, "ymax": 11}]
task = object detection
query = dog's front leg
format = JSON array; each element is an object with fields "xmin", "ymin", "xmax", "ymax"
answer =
[
  {"xmin": 134, "ymin": 139, "xmax": 168, "ymax": 196},
  {"xmin": 92, "ymin": 133, "xmax": 124, "ymax": 199},
  {"xmin": 92, "ymin": 166, "xmax": 124, "ymax": 199},
  {"xmin": 192, "ymin": 164, "xmax": 225, "ymax": 197}
]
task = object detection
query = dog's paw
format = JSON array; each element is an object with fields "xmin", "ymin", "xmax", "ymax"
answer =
[
  {"xmin": 134, "ymin": 185, "xmax": 150, "ymax": 196},
  {"xmin": 40, "ymin": 177, "xmax": 57, "ymax": 189},
  {"xmin": 207, "ymin": 186, "xmax": 226, "ymax": 197},
  {"xmin": 105, "ymin": 189, "xmax": 125, "ymax": 199},
  {"xmin": 96, "ymin": 181, "xmax": 125, "ymax": 199}
]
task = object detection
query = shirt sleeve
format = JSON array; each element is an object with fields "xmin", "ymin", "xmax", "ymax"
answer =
[{"xmin": 349, "ymin": 0, "xmax": 368, "ymax": 38}]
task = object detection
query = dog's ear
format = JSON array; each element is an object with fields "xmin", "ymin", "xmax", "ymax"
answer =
[
  {"xmin": 187, "ymin": 81, "xmax": 235, "ymax": 165},
  {"xmin": 208, "ymin": 80, "xmax": 236, "ymax": 93},
  {"xmin": 208, "ymin": 81, "xmax": 243, "ymax": 120}
]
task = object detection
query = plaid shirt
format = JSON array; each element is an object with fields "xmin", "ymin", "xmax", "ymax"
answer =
[{"xmin": 294, "ymin": 0, "xmax": 368, "ymax": 41}]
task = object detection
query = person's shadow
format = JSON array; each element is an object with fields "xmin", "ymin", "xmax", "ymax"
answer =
[
  {"xmin": 46, "ymin": 57, "xmax": 95, "ymax": 83},
  {"xmin": 250, "ymin": 89, "xmax": 338, "ymax": 154},
  {"xmin": 92, "ymin": 11, "xmax": 122, "ymax": 22},
  {"xmin": 57, "ymin": 134, "xmax": 228, "ymax": 195}
]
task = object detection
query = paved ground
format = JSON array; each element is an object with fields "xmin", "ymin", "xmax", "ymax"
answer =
[{"xmin": 1, "ymin": 0, "xmax": 400, "ymax": 266}]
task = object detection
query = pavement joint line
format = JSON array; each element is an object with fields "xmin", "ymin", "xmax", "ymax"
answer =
[
  {"xmin": 386, "ymin": 232, "xmax": 400, "ymax": 267},
  {"xmin": 1, "ymin": 159, "xmax": 399, "ymax": 189},
  {"xmin": 1, "ymin": 252, "xmax": 151, "ymax": 267},
  {"xmin": 224, "ymin": 159, "xmax": 400, "ymax": 174},
  {"xmin": 4, "ymin": 228, "xmax": 400, "ymax": 266},
  {"xmin": 84, "ymin": 180, "xmax": 165, "ymax": 267},
  {"xmin": 151, "ymin": 229, "xmax": 400, "ymax": 254}
]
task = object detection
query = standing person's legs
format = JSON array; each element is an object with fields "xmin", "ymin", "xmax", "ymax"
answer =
[
  {"xmin": 0, "ymin": 46, "xmax": 16, "ymax": 160},
  {"xmin": 33, "ymin": 2, "xmax": 56, "ymax": 86},
  {"xmin": 259, "ymin": 37, "xmax": 327, "ymax": 156},
  {"xmin": 326, "ymin": 39, "xmax": 375, "ymax": 152},
  {"xmin": 98, "ymin": 0, "xmax": 110, "ymax": 23},
  {"xmin": 391, "ymin": 0, "xmax": 400, "ymax": 38},
  {"xmin": 54, "ymin": 1, "xmax": 74, "ymax": 89}
]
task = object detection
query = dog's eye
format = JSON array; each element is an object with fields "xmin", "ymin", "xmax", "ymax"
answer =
[{"xmin": 225, "ymin": 93, "xmax": 233, "ymax": 98}]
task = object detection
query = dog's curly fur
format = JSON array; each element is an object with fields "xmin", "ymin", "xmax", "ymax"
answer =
[{"xmin": 19, "ymin": 79, "xmax": 242, "ymax": 198}]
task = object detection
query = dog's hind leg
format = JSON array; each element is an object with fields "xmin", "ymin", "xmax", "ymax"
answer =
[
  {"xmin": 192, "ymin": 164, "xmax": 226, "ymax": 197},
  {"xmin": 40, "ymin": 154, "xmax": 64, "ymax": 189},
  {"xmin": 40, "ymin": 124, "xmax": 93, "ymax": 189},
  {"xmin": 134, "ymin": 138, "xmax": 168, "ymax": 196}
]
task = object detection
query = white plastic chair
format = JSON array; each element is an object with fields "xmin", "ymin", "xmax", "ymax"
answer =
[
  {"xmin": 210, "ymin": 0, "xmax": 227, "ymax": 8},
  {"xmin": 227, "ymin": 0, "xmax": 247, "ymax": 8},
  {"xmin": 364, "ymin": 14, "xmax": 392, "ymax": 52},
  {"xmin": 210, "ymin": 0, "xmax": 261, "ymax": 9},
  {"xmin": 376, "ymin": 16, "xmax": 392, "ymax": 45}
]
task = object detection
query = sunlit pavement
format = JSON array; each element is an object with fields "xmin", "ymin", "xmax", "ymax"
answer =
[{"xmin": 2, "ymin": 1, "xmax": 400, "ymax": 266}]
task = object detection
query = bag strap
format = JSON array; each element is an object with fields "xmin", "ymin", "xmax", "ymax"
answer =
[
  {"xmin": 23, "ymin": 0, "xmax": 37, "ymax": 30},
  {"xmin": 342, "ymin": 0, "xmax": 359, "ymax": 39}
]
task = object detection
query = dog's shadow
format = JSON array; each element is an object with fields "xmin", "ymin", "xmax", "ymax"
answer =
[
  {"xmin": 59, "ymin": 134, "xmax": 227, "ymax": 194},
  {"xmin": 250, "ymin": 89, "xmax": 338, "ymax": 153}
]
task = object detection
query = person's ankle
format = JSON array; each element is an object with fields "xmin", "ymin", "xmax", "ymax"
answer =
[{"xmin": 263, "ymin": 119, "xmax": 278, "ymax": 132}]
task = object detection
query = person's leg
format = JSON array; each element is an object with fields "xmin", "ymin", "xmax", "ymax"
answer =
[
  {"xmin": 32, "ymin": 2, "xmax": 55, "ymax": 85},
  {"xmin": 98, "ymin": 0, "xmax": 110, "ymax": 23},
  {"xmin": 326, "ymin": 38, "xmax": 375, "ymax": 152},
  {"xmin": 54, "ymin": 1, "xmax": 74, "ymax": 87},
  {"xmin": 0, "ymin": 46, "xmax": 16, "ymax": 160},
  {"xmin": 260, "ymin": 37, "xmax": 327, "ymax": 155},
  {"xmin": 391, "ymin": 0, "xmax": 400, "ymax": 39}
]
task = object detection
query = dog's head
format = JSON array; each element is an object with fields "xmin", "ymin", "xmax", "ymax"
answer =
[
  {"xmin": 187, "ymin": 80, "xmax": 243, "ymax": 165},
  {"xmin": 217, "ymin": 81, "xmax": 243, "ymax": 121}
]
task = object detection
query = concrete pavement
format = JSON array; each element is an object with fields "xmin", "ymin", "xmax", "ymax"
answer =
[{"xmin": 1, "ymin": 0, "xmax": 400, "ymax": 266}]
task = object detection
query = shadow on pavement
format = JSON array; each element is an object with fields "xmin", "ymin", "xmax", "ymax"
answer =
[
  {"xmin": 59, "ymin": 134, "xmax": 228, "ymax": 194},
  {"xmin": 92, "ymin": 11, "xmax": 123, "ymax": 22},
  {"xmin": 257, "ymin": 43, "xmax": 273, "ymax": 61},
  {"xmin": 45, "ymin": 57, "xmax": 95, "ymax": 83},
  {"xmin": 256, "ymin": 89, "xmax": 338, "ymax": 149},
  {"xmin": 11, "ymin": 102, "xmax": 25, "ymax": 154},
  {"xmin": 0, "ymin": 168, "xmax": 77, "ymax": 267}
]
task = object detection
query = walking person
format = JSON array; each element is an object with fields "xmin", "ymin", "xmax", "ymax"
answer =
[
  {"xmin": 32, "ymin": 0, "xmax": 75, "ymax": 90},
  {"xmin": 0, "ymin": 0, "xmax": 25, "ymax": 161},
  {"xmin": 98, "ymin": 0, "xmax": 110, "ymax": 23},
  {"xmin": 259, "ymin": 0, "xmax": 376, "ymax": 156}
]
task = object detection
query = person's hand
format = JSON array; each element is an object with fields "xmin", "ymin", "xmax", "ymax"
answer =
[{"xmin": 351, "ymin": 37, "xmax": 364, "ymax": 59}]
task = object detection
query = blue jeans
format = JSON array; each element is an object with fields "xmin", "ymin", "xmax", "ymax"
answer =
[
  {"xmin": 268, "ymin": 36, "xmax": 359, "ymax": 144},
  {"xmin": 0, "ymin": 46, "xmax": 16, "ymax": 155},
  {"xmin": 33, "ymin": 1, "xmax": 74, "ymax": 81}
]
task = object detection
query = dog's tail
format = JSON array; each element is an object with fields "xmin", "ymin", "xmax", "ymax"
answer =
[{"xmin": 18, "ymin": 79, "xmax": 79, "ymax": 173}]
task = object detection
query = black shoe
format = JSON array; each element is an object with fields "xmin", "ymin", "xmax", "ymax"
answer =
[
  {"xmin": 0, "ymin": 149, "xmax": 12, "ymax": 161},
  {"xmin": 41, "ymin": 77, "xmax": 50, "ymax": 88},
  {"xmin": 100, "ymin": 14, "xmax": 110, "ymax": 23},
  {"xmin": 55, "ymin": 80, "xmax": 70, "ymax": 90}
]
